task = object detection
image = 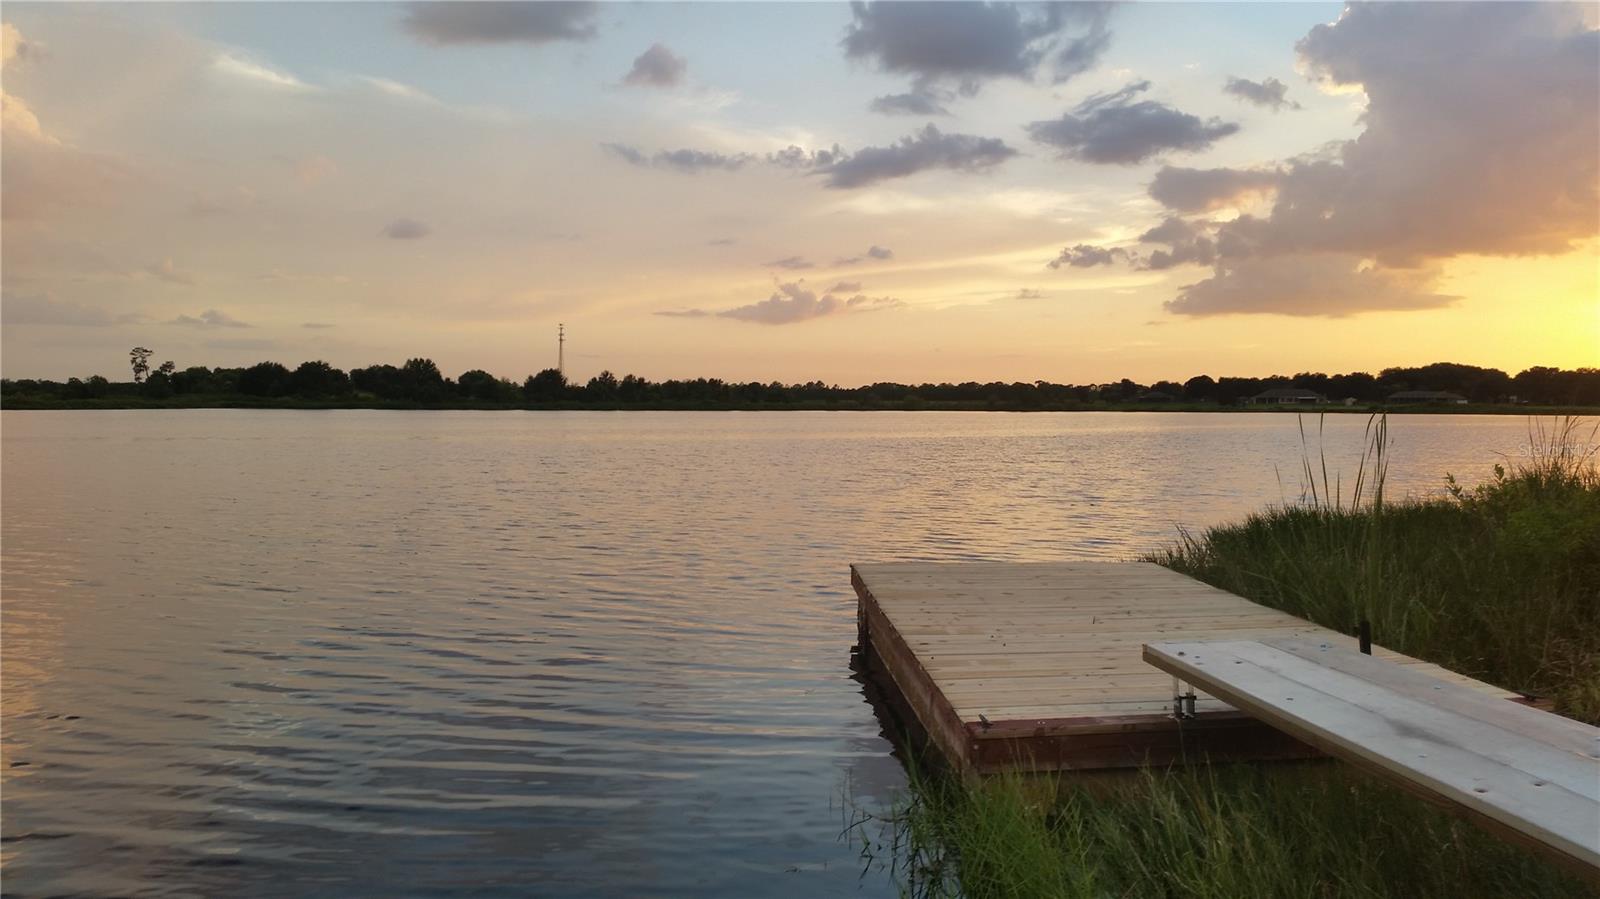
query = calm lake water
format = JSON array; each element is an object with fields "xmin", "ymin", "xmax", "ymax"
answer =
[{"xmin": 0, "ymin": 411, "xmax": 1549, "ymax": 897}]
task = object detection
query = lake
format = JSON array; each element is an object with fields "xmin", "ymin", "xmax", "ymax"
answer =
[{"xmin": 0, "ymin": 410, "xmax": 1547, "ymax": 896}]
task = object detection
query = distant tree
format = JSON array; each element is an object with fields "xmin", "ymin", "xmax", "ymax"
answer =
[
  {"xmin": 585, "ymin": 370, "xmax": 619, "ymax": 400},
  {"xmin": 290, "ymin": 360, "xmax": 351, "ymax": 397},
  {"xmin": 523, "ymin": 368, "xmax": 568, "ymax": 402},
  {"xmin": 84, "ymin": 375, "xmax": 110, "ymax": 398},
  {"xmin": 457, "ymin": 369, "xmax": 514, "ymax": 402},
  {"xmin": 170, "ymin": 366, "xmax": 214, "ymax": 395},
  {"xmin": 237, "ymin": 361, "xmax": 292, "ymax": 397},
  {"xmin": 1182, "ymin": 375, "xmax": 1217, "ymax": 402},
  {"xmin": 129, "ymin": 347, "xmax": 154, "ymax": 383},
  {"xmin": 399, "ymin": 357, "xmax": 448, "ymax": 401},
  {"xmin": 350, "ymin": 364, "xmax": 402, "ymax": 399},
  {"xmin": 157, "ymin": 360, "xmax": 176, "ymax": 378}
]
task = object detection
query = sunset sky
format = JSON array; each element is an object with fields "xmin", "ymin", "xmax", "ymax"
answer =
[{"xmin": 3, "ymin": 2, "xmax": 1597, "ymax": 385}]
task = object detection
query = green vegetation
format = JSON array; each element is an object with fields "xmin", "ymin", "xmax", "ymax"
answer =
[
  {"xmin": 854, "ymin": 417, "xmax": 1599, "ymax": 898},
  {"xmin": 4, "ymin": 356, "xmax": 1599, "ymax": 411}
]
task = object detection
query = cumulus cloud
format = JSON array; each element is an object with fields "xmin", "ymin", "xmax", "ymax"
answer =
[
  {"xmin": 402, "ymin": 2, "xmax": 599, "ymax": 46},
  {"xmin": 1166, "ymin": 256, "xmax": 1456, "ymax": 317},
  {"xmin": 1048, "ymin": 244, "xmax": 1127, "ymax": 268},
  {"xmin": 2, "ymin": 22, "xmax": 38, "ymax": 66},
  {"xmin": 844, "ymin": 1, "xmax": 1113, "ymax": 108},
  {"xmin": 765, "ymin": 256, "xmax": 814, "ymax": 270},
  {"xmin": 623, "ymin": 43, "xmax": 686, "ymax": 88},
  {"xmin": 1137, "ymin": 216, "xmax": 1217, "ymax": 270},
  {"xmin": 1148, "ymin": 165, "xmax": 1282, "ymax": 212},
  {"xmin": 3, "ymin": 294, "xmax": 141, "ymax": 327},
  {"xmin": 603, "ymin": 143, "xmax": 753, "ymax": 173},
  {"xmin": 766, "ymin": 144, "xmax": 845, "ymax": 169},
  {"xmin": 1027, "ymin": 80, "xmax": 1239, "ymax": 165},
  {"xmin": 1113, "ymin": 4, "xmax": 1598, "ymax": 317},
  {"xmin": 1223, "ymin": 76, "xmax": 1300, "ymax": 111},
  {"xmin": 818, "ymin": 125, "xmax": 1016, "ymax": 188},
  {"xmin": 381, "ymin": 217, "xmax": 431, "ymax": 239},
  {"xmin": 658, "ymin": 280, "xmax": 902, "ymax": 324},
  {"xmin": 2, "ymin": 81, "xmax": 129, "ymax": 220},
  {"xmin": 169, "ymin": 308, "xmax": 252, "ymax": 329}
]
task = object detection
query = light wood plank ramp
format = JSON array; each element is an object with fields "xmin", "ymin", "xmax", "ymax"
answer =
[
  {"xmin": 1144, "ymin": 638, "xmax": 1600, "ymax": 876},
  {"xmin": 851, "ymin": 561, "xmax": 1526, "ymax": 774}
]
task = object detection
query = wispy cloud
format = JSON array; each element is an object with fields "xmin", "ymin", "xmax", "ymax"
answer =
[{"xmin": 169, "ymin": 308, "xmax": 252, "ymax": 329}]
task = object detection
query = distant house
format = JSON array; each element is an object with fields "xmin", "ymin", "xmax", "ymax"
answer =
[
  {"xmin": 1387, "ymin": 390, "xmax": 1469, "ymax": 405},
  {"xmin": 1247, "ymin": 388, "xmax": 1326, "ymax": 406}
]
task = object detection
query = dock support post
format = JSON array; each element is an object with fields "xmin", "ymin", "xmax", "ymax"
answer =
[{"xmin": 1357, "ymin": 619, "xmax": 1372, "ymax": 655}]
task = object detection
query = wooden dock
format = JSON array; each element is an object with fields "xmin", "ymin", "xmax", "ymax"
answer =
[
  {"xmin": 851, "ymin": 561, "xmax": 1525, "ymax": 774},
  {"xmin": 1146, "ymin": 638, "xmax": 1600, "ymax": 875}
]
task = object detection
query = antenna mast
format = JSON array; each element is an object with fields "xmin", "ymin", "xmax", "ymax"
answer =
[{"xmin": 558, "ymin": 323, "xmax": 565, "ymax": 377}]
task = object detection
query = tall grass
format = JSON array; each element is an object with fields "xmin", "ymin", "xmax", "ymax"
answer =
[
  {"xmin": 1157, "ymin": 415, "xmax": 1600, "ymax": 722},
  {"xmin": 857, "ymin": 417, "xmax": 1599, "ymax": 898},
  {"xmin": 852, "ymin": 763, "xmax": 1592, "ymax": 899}
]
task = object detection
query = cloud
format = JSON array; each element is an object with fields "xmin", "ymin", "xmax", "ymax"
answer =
[
  {"xmin": 1223, "ymin": 76, "xmax": 1300, "ymax": 111},
  {"xmin": 765, "ymin": 256, "xmax": 814, "ymax": 270},
  {"xmin": 3, "ymin": 22, "xmax": 38, "ymax": 67},
  {"xmin": 1136, "ymin": 216, "xmax": 1216, "ymax": 270},
  {"xmin": 1164, "ymin": 3, "xmax": 1599, "ymax": 315},
  {"xmin": 145, "ymin": 258, "xmax": 196, "ymax": 285},
  {"xmin": 361, "ymin": 75, "xmax": 439, "ymax": 104},
  {"xmin": 843, "ymin": 1, "xmax": 1113, "ymax": 101},
  {"xmin": 168, "ymin": 308, "xmax": 252, "ymax": 329},
  {"xmin": 1027, "ymin": 80, "xmax": 1239, "ymax": 165},
  {"xmin": 1015, "ymin": 288, "xmax": 1045, "ymax": 299},
  {"xmin": 1166, "ymin": 255, "xmax": 1456, "ymax": 317},
  {"xmin": 1148, "ymin": 165, "xmax": 1282, "ymax": 212},
  {"xmin": 1, "ymin": 89, "xmax": 129, "ymax": 220},
  {"xmin": 833, "ymin": 244, "xmax": 895, "ymax": 265},
  {"xmin": 818, "ymin": 124, "xmax": 1016, "ymax": 188},
  {"xmin": 707, "ymin": 237, "xmax": 738, "ymax": 246},
  {"xmin": 658, "ymin": 280, "xmax": 902, "ymax": 324},
  {"xmin": 380, "ymin": 217, "xmax": 431, "ymax": 239},
  {"xmin": 302, "ymin": 322, "xmax": 336, "ymax": 329},
  {"xmin": 602, "ymin": 142, "xmax": 753, "ymax": 173},
  {"xmin": 766, "ymin": 144, "xmax": 845, "ymax": 169},
  {"xmin": 213, "ymin": 52, "xmax": 313, "ymax": 91},
  {"xmin": 402, "ymin": 2, "xmax": 599, "ymax": 46},
  {"xmin": 3, "ymin": 294, "xmax": 141, "ymax": 327},
  {"xmin": 869, "ymin": 87, "xmax": 951, "ymax": 116},
  {"xmin": 1048, "ymin": 244, "xmax": 1127, "ymax": 268},
  {"xmin": 623, "ymin": 43, "xmax": 686, "ymax": 88}
]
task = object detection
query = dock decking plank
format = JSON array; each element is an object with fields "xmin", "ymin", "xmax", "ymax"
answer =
[
  {"xmin": 1143, "ymin": 638, "xmax": 1600, "ymax": 874},
  {"xmin": 852, "ymin": 561, "xmax": 1523, "ymax": 774}
]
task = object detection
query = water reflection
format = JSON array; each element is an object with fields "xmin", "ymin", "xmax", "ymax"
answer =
[{"xmin": 1, "ymin": 411, "xmax": 1538, "ymax": 896}]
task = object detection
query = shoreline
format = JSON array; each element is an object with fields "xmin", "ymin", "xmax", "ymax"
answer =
[{"xmin": 4, "ymin": 399, "xmax": 1595, "ymax": 414}]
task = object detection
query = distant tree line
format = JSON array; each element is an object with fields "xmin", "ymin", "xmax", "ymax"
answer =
[{"xmin": 3, "ymin": 357, "xmax": 1598, "ymax": 408}]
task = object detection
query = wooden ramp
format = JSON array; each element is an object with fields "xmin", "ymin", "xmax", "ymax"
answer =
[
  {"xmin": 851, "ymin": 561, "xmax": 1525, "ymax": 774},
  {"xmin": 1145, "ymin": 638, "xmax": 1600, "ymax": 876}
]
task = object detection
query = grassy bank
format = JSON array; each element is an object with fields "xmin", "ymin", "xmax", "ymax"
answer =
[{"xmin": 856, "ymin": 417, "xmax": 1598, "ymax": 898}]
